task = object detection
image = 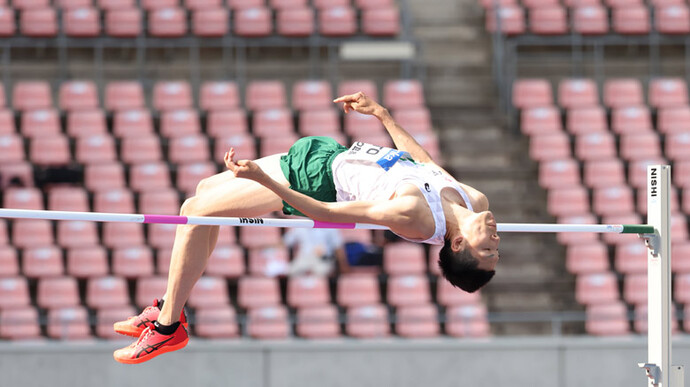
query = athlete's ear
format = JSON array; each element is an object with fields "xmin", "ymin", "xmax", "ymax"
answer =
[{"xmin": 450, "ymin": 234, "xmax": 464, "ymax": 252}]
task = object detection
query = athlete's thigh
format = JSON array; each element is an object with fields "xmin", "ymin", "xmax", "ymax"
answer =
[{"xmin": 196, "ymin": 153, "xmax": 289, "ymax": 194}]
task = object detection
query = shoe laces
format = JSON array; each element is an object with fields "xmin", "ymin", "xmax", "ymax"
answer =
[{"xmin": 132, "ymin": 327, "xmax": 156, "ymax": 348}]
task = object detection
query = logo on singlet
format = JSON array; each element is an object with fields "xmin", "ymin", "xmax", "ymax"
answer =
[{"xmin": 424, "ymin": 183, "xmax": 431, "ymax": 192}]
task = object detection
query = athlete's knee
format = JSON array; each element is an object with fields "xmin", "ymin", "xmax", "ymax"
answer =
[
  {"xmin": 195, "ymin": 177, "xmax": 213, "ymax": 196},
  {"xmin": 180, "ymin": 197, "xmax": 199, "ymax": 217}
]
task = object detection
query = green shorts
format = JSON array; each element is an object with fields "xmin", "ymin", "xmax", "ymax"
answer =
[{"xmin": 279, "ymin": 136, "xmax": 348, "ymax": 217}]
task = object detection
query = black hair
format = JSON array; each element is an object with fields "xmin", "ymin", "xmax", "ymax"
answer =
[{"xmin": 438, "ymin": 237, "xmax": 495, "ymax": 293}]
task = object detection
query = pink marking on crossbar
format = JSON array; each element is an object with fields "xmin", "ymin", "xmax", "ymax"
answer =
[
  {"xmin": 313, "ymin": 221, "xmax": 356, "ymax": 229},
  {"xmin": 143, "ymin": 215, "xmax": 188, "ymax": 224}
]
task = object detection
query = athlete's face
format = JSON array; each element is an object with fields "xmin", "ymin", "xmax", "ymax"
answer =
[{"xmin": 460, "ymin": 211, "xmax": 501, "ymax": 270}]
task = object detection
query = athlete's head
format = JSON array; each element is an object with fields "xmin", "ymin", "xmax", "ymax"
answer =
[{"xmin": 438, "ymin": 210, "xmax": 500, "ymax": 292}]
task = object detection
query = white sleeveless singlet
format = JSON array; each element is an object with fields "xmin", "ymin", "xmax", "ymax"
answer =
[{"xmin": 331, "ymin": 142, "xmax": 475, "ymax": 245}]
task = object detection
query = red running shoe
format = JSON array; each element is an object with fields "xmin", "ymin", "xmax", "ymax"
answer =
[
  {"xmin": 113, "ymin": 324, "xmax": 189, "ymax": 364},
  {"xmin": 113, "ymin": 299, "xmax": 187, "ymax": 337}
]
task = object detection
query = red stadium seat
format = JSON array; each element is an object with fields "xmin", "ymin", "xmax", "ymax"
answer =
[
  {"xmin": 247, "ymin": 306, "xmax": 290, "ymax": 339},
  {"xmin": 176, "ymin": 162, "xmax": 216, "ymax": 194},
  {"xmin": 296, "ymin": 305, "xmax": 341, "ymax": 339},
  {"xmin": 656, "ymin": 5, "xmax": 690, "ymax": 34},
  {"xmin": 134, "ymin": 276, "xmax": 168, "ymax": 308},
  {"xmin": 93, "ymin": 188, "xmax": 135, "ymax": 213},
  {"xmin": 344, "ymin": 111, "xmax": 386, "ymax": 137},
  {"xmin": 37, "ymin": 276, "xmax": 79, "ymax": 309},
  {"xmin": 362, "ymin": 6, "xmax": 401, "ymax": 36},
  {"xmin": 247, "ymin": 246, "xmax": 289, "ymax": 277},
  {"xmin": 13, "ymin": 81, "xmax": 51, "ymax": 111},
  {"xmin": 227, "ymin": 0, "xmax": 263, "ymax": 9},
  {"xmin": 147, "ymin": 223, "xmax": 177, "ymax": 249},
  {"xmin": 558, "ymin": 79, "xmax": 599, "ymax": 108},
  {"xmin": 21, "ymin": 7, "xmax": 58, "ymax": 37},
  {"xmin": 665, "ymin": 133, "xmax": 690, "ymax": 161},
  {"xmin": 319, "ymin": 6, "xmax": 357, "ymax": 36},
  {"xmin": 673, "ymin": 242, "xmax": 690, "ymax": 273},
  {"xmin": 192, "ymin": 8, "xmax": 229, "ymax": 36},
  {"xmin": 234, "ymin": 7, "xmax": 272, "ymax": 37},
  {"xmin": 676, "ymin": 160, "xmax": 690, "ymax": 188},
  {"xmin": 0, "ymin": 162, "xmax": 33, "ymax": 189},
  {"xmin": 287, "ymin": 275, "xmax": 330, "ymax": 308},
  {"xmin": 4, "ymin": 187, "xmax": 43, "ymax": 210},
  {"xmin": 603, "ymin": 78, "xmax": 644, "ymax": 108},
  {"xmin": 312, "ymin": 0, "xmax": 348, "ymax": 8},
  {"xmin": 337, "ymin": 273, "xmax": 380, "ymax": 307},
  {"xmin": 628, "ymin": 158, "xmax": 667, "ymax": 189},
  {"xmin": 346, "ymin": 304, "xmax": 390, "ymax": 338},
  {"xmin": 0, "ymin": 246, "xmax": 18, "ymax": 276},
  {"xmin": 620, "ymin": 133, "xmax": 662, "ymax": 161},
  {"xmin": 574, "ymin": 132, "xmax": 616, "ymax": 161},
  {"xmin": 0, "ymin": 109, "xmax": 14, "ymax": 134},
  {"xmin": 168, "ymin": 135, "xmax": 210, "ymax": 164},
  {"xmin": 96, "ymin": 305, "xmax": 138, "ymax": 339},
  {"xmin": 529, "ymin": 132, "xmax": 571, "ymax": 161},
  {"xmin": 0, "ymin": 220, "xmax": 7, "ymax": 246},
  {"xmin": 583, "ymin": 159, "xmax": 626, "ymax": 189},
  {"xmin": 207, "ymin": 109, "xmax": 249, "ymax": 138},
  {"xmin": 149, "ymin": 7, "xmax": 186, "ymax": 37},
  {"xmin": 539, "ymin": 159, "xmax": 580, "ymax": 189},
  {"xmin": 59, "ymin": 80, "xmax": 98, "ymax": 110},
  {"xmin": 199, "ymin": 81, "xmax": 240, "ymax": 111},
  {"xmin": 129, "ymin": 162, "xmax": 171, "ymax": 192},
  {"xmin": 57, "ymin": 220, "xmax": 99, "ymax": 248},
  {"xmin": 113, "ymin": 246, "xmax": 155, "ymax": 279},
  {"xmin": 206, "ymin": 244, "xmax": 244, "ymax": 278},
  {"xmin": 46, "ymin": 306, "xmax": 92, "ymax": 340},
  {"xmin": 277, "ymin": 7, "xmax": 314, "ymax": 37},
  {"xmin": 671, "ymin": 212, "xmax": 689, "ymax": 242},
  {"xmin": 153, "ymin": 80, "xmax": 193, "ymax": 111},
  {"xmin": 485, "ymin": 5, "xmax": 526, "ymax": 35},
  {"xmin": 658, "ymin": 106, "xmax": 690, "ymax": 134},
  {"xmin": 139, "ymin": 189, "xmax": 180, "ymax": 215},
  {"xmin": 270, "ymin": 0, "xmax": 306, "ymax": 9},
  {"xmin": 66, "ymin": 246, "xmax": 109, "ymax": 279},
  {"xmin": 547, "ymin": 186, "xmax": 590, "ymax": 217},
  {"xmin": 215, "ymin": 134, "xmax": 256, "ymax": 162},
  {"xmin": 0, "ymin": 307, "xmax": 41, "ymax": 340},
  {"xmin": 75, "ymin": 133, "xmax": 117, "ymax": 164},
  {"xmin": 105, "ymin": 81, "xmax": 145, "ymax": 111},
  {"xmin": 102, "ymin": 222, "xmax": 145, "ymax": 248},
  {"xmin": 188, "ymin": 276, "xmax": 230, "ymax": 308},
  {"xmin": 299, "ymin": 109, "xmax": 341, "ymax": 136},
  {"xmin": 29, "ymin": 134, "xmax": 71, "ymax": 166},
  {"xmin": 649, "ymin": 78, "xmax": 688, "ymax": 108},
  {"xmin": 446, "ymin": 304, "xmax": 491, "ymax": 338},
  {"xmin": 259, "ymin": 134, "xmax": 300, "ymax": 157},
  {"xmin": 383, "ymin": 242, "xmax": 426, "ymax": 275},
  {"xmin": 194, "ymin": 305, "xmax": 240, "ymax": 338},
  {"xmin": 141, "ymin": 0, "xmax": 178, "ymax": 10},
  {"xmin": 120, "ymin": 135, "xmax": 162, "ymax": 164},
  {"xmin": 387, "ymin": 274, "xmax": 430, "ymax": 307},
  {"xmin": 683, "ymin": 188, "xmax": 690, "ymax": 215},
  {"xmin": 521, "ymin": 106, "xmax": 562, "ymax": 136},
  {"xmin": 383, "ymin": 79, "xmax": 424, "ymax": 109},
  {"xmin": 0, "ymin": 277, "xmax": 30, "ymax": 309},
  {"xmin": 238, "ymin": 276, "xmax": 281, "ymax": 308},
  {"xmin": 63, "ymin": 7, "xmax": 100, "ymax": 37},
  {"xmin": 575, "ymin": 271, "xmax": 620, "ymax": 305},
  {"xmin": 395, "ymin": 303, "xmax": 439, "ymax": 338},
  {"xmin": 246, "ymin": 81, "xmax": 287, "ymax": 111},
  {"xmin": 623, "ymin": 273, "xmax": 648, "ymax": 305},
  {"xmin": 185, "ymin": 0, "xmax": 221, "ymax": 10},
  {"xmin": 84, "ymin": 162, "xmax": 126, "ymax": 192},
  {"xmin": 0, "ymin": 134, "xmax": 25, "ymax": 164},
  {"xmin": 522, "ymin": 0, "xmax": 558, "ymax": 7},
  {"xmin": 98, "ymin": 0, "xmax": 135, "ymax": 10},
  {"xmin": 67, "ymin": 109, "xmax": 107, "ymax": 137},
  {"xmin": 105, "ymin": 7, "xmax": 142, "ymax": 37},
  {"xmin": 585, "ymin": 301, "xmax": 630, "ymax": 336},
  {"xmin": 292, "ymin": 80, "xmax": 333, "ymax": 111},
  {"xmin": 12, "ymin": 219, "xmax": 53, "ymax": 248},
  {"xmin": 0, "ymin": 7, "xmax": 15, "ymax": 37},
  {"xmin": 21, "ymin": 108, "xmax": 60, "ymax": 137},
  {"xmin": 565, "ymin": 242, "xmax": 610, "ymax": 274},
  {"xmin": 48, "ymin": 187, "xmax": 89, "ymax": 212},
  {"xmin": 160, "ymin": 109, "xmax": 201, "ymax": 138},
  {"xmin": 557, "ymin": 214, "xmax": 599, "ymax": 245},
  {"xmin": 338, "ymin": 80, "xmax": 379, "ymax": 101},
  {"xmin": 393, "ymin": 107, "xmax": 432, "ymax": 135},
  {"xmin": 612, "ymin": 5, "xmax": 650, "ymax": 34},
  {"xmin": 611, "ymin": 106, "xmax": 652, "ymax": 134},
  {"xmin": 86, "ymin": 276, "xmax": 130, "ymax": 309},
  {"xmin": 592, "ymin": 185, "xmax": 635, "ymax": 216},
  {"xmin": 567, "ymin": 106, "xmax": 607, "ymax": 135},
  {"xmin": 113, "ymin": 109, "xmax": 154, "ymax": 138},
  {"xmin": 572, "ymin": 5, "xmax": 608, "ymax": 35},
  {"xmin": 239, "ymin": 226, "xmax": 282, "ymax": 250},
  {"xmin": 436, "ymin": 279, "xmax": 482, "ymax": 307},
  {"xmin": 529, "ymin": 6, "xmax": 567, "ymax": 35}
]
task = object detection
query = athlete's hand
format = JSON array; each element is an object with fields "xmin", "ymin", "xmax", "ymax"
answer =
[
  {"xmin": 224, "ymin": 148, "xmax": 266, "ymax": 181},
  {"xmin": 333, "ymin": 92, "xmax": 385, "ymax": 117}
]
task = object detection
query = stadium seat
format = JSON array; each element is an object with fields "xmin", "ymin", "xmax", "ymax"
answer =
[
  {"xmin": 134, "ymin": 276, "xmax": 167, "ymax": 308},
  {"xmin": 247, "ymin": 246, "xmax": 289, "ymax": 277},
  {"xmin": 0, "ymin": 306, "xmax": 41, "ymax": 340},
  {"xmin": 319, "ymin": 6, "xmax": 357, "ymax": 36},
  {"xmin": 312, "ymin": 0, "xmax": 348, "ymax": 9},
  {"xmin": 48, "ymin": 187, "xmax": 89, "ymax": 212},
  {"xmin": 445, "ymin": 304, "xmax": 491, "ymax": 338},
  {"xmin": 215, "ymin": 134, "xmax": 256, "ymax": 161},
  {"xmin": 362, "ymin": 6, "xmax": 401, "ymax": 36},
  {"xmin": 683, "ymin": 188, "xmax": 690, "ymax": 215},
  {"xmin": 86, "ymin": 276, "xmax": 130, "ymax": 309},
  {"xmin": 673, "ymin": 242, "xmax": 690, "ymax": 273},
  {"xmin": 634, "ymin": 304, "xmax": 679, "ymax": 334},
  {"xmin": 252, "ymin": 108, "xmax": 294, "ymax": 138},
  {"xmin": 261, "ymin": 134, "xmax": 300, "ymax": 156},
  {"xmin": 176, "ymin": 162, "xmax": 216, "ymax": 194},
  {"xmin": 656, "ymin": 5, "xmax": 690, "ymax": 34},
  {"xmin": 292, "ymin": 80, "xmax": 333, "ymax": 111},
  {"xmin": 592, "ymin": 185, "xmax": 635, "ymax": 216},
  {"xmin": 575, "ymin": 271, "xmax": 620, "ymax": 305},
  {"xmin": 0, "ymin": 109, "xmax": 14, "ymax": 134},
  {"xmin": 206, "ymin": 244, "xmax": 245, "ymax": 278},
  {"xmin": 246, "ymin": 80, "xmax": 287, "ymax": 111},
  {"xmin": 565, "ymin": 242, "xmax": 610, "ymax": 274},
  {"xmin": 393, "ymin": 107, "xmax": 433, "ymax": 135},
  {"xmin": 0, "ymin": 134, "xmax": 25, "ymax": 164},
  {"xmin": 207, "ymin": 110, "xmax": 249, "ymax": 138},
  {"xmin": 57, "ymin": 221, "xmax": 99, "ymax": 248},
  {"xmin": 485, "ymin": 5, "xmax": 526, "ymax": 35},
  {"xmin": 585, "ymin": 301, "xmax": 630, "ymax": 336},
  {"xmin": 572, "ymin": 5, "xmax": 608, "ymax": 35},
  {"xmin": 12, "ymin": 219, "xmax": 53, "ymax": 248},
  {"xmin": 521, "ymin": 106, "xmax": 561, "ymax": 136},
  {"xmin": 129, "ymin": 162, "xmax": 172, "ymax": 191},
  {"xmin": 63, "ymin": 8, "xmax": 100, "ymax": 37},
  {"xmin": 623, "ymin": 273, "xmax": 647, "ymax": 305},
  {"xmin": 29, "ymin": 134, "xmax": 71, "ymax": 166},
  {"xmin": 156, "ymin": 248, "xmax": 172, "ymax": 274},
  {"xmin": 649, "ymin": 78, "xmax": 688, "ymax": 108},
  {"xmin": 270, "ymin": 0, "xmax": 307, "ymax": 9},
  {"xmin": 66, "ymin": 246, "xmax": 109, "ymax": 279},
  {"xmin": 0, "ymin": 246, "xmax": 18, "ymax": 276},
  {"xmin": 611, "ymin": 106, "xmax": 652, "ymax": 134},
  {"xmin": 238, "ymin": 276, "xmax": 281, "ymax": 308},
  {"xmin": 338, "ymin": 80, "xmax": 379, "ymax": 101},
  {"xmin": 13, "ymin": 81, "xmax": 51, "ymax": 111},
  {"xmin": 121, "ymin": 135, "xmax": 162, "ymax": 164},
  {"xmin": 671, "ymin": 212, "xmax": 689, "ymax": 242},
  {"xmin": 296, "ymin": 305, "xmax": 341, "ymax": 338},
  {"xmin": 0, "ymin": 162, "xmax": 33, "ymax": 189},
  {"xmin": 96, "ymin": 305, "xmax": 137, "ymax": 339},
  {"xmin": 102, "ymin": 222, "xmax": 145, "ymax": 248},
  {"xmin": 387, "ymin": 274, "xmax": 430, "ymax": 307},
  {"xmin": 239, "ymin": 226, "xmax": 282, "ymax": 250},
  {"xmin": 105, "ymin": 81, "xmax": 145, "ymax": 111},
  {"xmin": 574, "ymin": 132, "xmax": 616, "ymax": 161},
  {"xmin": 344, "ymin": 111, "xmax": 386, "ymax": 137},
  {"xmin": 527, "ymin": 6, "xmax": 567, "ymax": 35},
  {"xmin": 228, "ymin": 0, "xmax": 264, "ymax": 9},
  {"xmin": 194, "ymin": 305, "xmax": 240, "ymax": 338},
  {"xmin": 676, "ymin": 160, "xmax": 690, "ymax": 188},
  {"xmin": 113, "ymin": 246, "xmax": 155, "ymax": 278},
  {"xmin": 192, "ymin": 7, "xmax": 228, "ymax": 37},
  {"xmin": 93, "ymin": 188, "xmax": 135, "ymax": 213},
  {"xmin": 160, "ymin": 109, "xmax": 201, "ymax": 138},
  {"xmin": 558, "ymin": 79, "xmax": 598, "ymax": 108},
  {"xmin": 547, "ymin": 186, "xmax": 590, "ymax": 217},
  {"xmin": 0, "ymin": 220, "xmax": 7, "ymax": 246},
  {"xmin": 396, "ymin": 303, "xmax": 439, "ymax": 338},
  {"xmin": 234, "ymin": 7, "xmax": 272, "ymax": 37},
  {"xmin": 383, "ymin": 80, "xmax": 425, "ymax": 110},
  {"xmin": 612, "ymin": 5, "xmax": 650, "ymax": 34},
  {"xmin": 0, "ymin": 7, "xmax": 15, "ymax": 37},
  {"xmin": 567, "ymin": 106, "xmax": 607, "ymax": 135},
  {"xmin": 583, "ymin": 159, "xmax": 626, "ymax": 189},
  {"xmin": 200, "ymin": 81, "xmax": 240, "ymax": 111},
  {"xmin": 140, "ymin": 0, "xmax": 178, "ymax": 10},
  {"xmin": 59, "ymin": 80, "xmax": 98, "ymax": 111},
  {"xmin": 383, "ymin": 242, "xmax": 426, "ymax": 275},
  {"xmin": 98, "ymin": 0, "xmax": 135, "ymax": 10},
  {"xmin": 603, "ymin": 79, "xmax": 644, "ymax": 108},
  {"xmin": 0, "ymin": 276, "xmax": 31, "ymax": 310},
  {"xmin": 287, "ymin": 275, "xmax": 330, "ymax": 308},
  {"xmin": 665, "ymin": 133, "xmax": 690, "ymax": 161},
  {"xmin": 75, "ymin": 133, "xmax": 117, "ymax": 164},
  {"xmin": 113, "ymin": 109, "xmax": 154, "ymax": 138},
  {"xmin": 147, "ymin": 223, "xmax": 177, "ymax": 250},
  {"xmin": 84, "ymin": 162, "xmax": 126, "ymax": 192},
  {"xmin": 149, "ymin": 7, "xmax": 186, "ymax": 37},
  {"xmin": 46, "ymin": 306, "xmax": 92, "ymax": 340},
  {"xmin": 168, "ymin": 135, "xmax": 210, "ymax": 164},
  {"xmin": 346, "ymin": 304, "xmax": 390, "ymax": 338},
  {"xmin": 37, "ymin": 276, "xmax": 80, "ymax": 309},
  {"xmin": 299, "ymin": 109, "xmax": 341, "ymax": 136},
  {"xmin": 337, "ymin": 273, "xmax": 380, "ymax": 307},
  {"xmin": 277, "ymin": 7, "xmax": 314, "ymax": 37},
  {"xmin": 153, "ymin": 81, "xmax": 193, "ymax": 111},
  {"xmin": 20, "ymin": 7, "xmax": 58, "ymax": 37},
  {"xmin": 105, "ymin": 7, "xmax": 142, "ymax": 37},
  {"xmin": 217, "ymin": 226, "xmax": 237, "ymax": 245},
  {"xmin": 67, "ymin": 109, "xmax": 107, "ymax": 137},
  {"xmin": 637, "ymin": 186, "xmax": 680, "ymax": 215},
  {"xmin": 620, "ymin": 133, "xmax": 662, "ymax": 161},
  {"xmin": 628, "ymin": 158, "xmax": 667, "ymax": 189},
  {"xmin": 539, "ymin": 159, "xmax": 581, "ymax": 190},
  {"xmin": 4, "ymin": 187, "xmax": 43, "ymax": 210},
  {"xmin": 658, "ymin": 106, "xmax": 690, "ymax": 134},
  {"xmin": 556, "ymin": 214, "xmax": 599, "ymax": 245},
  {"xmin": 436, "ymin": 279, "xmax": 482, "ymax": 307},
  {"xmin": 188, "ymin": 276, "xmax": 230, "ymax": 308},
  {"xmin": 247, "ymin": 306, "xmax": 290, "ymax": 339},
  {"xmin": 21, "ymin": 108, "xmax": 60, "ymax": 137},
  {"xmin": 529, "ymin": 132, "xmax": 571, "ymax": 161}
]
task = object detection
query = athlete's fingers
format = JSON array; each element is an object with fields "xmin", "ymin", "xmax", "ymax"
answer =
[{"xmin": 333, "ymin": 94, "xmax": 358, "ymax": 103}]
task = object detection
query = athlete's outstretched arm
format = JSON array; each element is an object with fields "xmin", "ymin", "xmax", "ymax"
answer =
[{"xmin": 333, "ymin": 92, "xmax": 433, "ymax": 164}]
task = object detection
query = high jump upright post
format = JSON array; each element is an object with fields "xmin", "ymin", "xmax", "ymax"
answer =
[{"xmin": 639, "ymin": 165, "xmax": 684, "ymax": 386}]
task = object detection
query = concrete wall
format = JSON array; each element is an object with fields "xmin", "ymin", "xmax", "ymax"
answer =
[{"xmin": 1, "ymin": 336, "xmax": 688, "ymax": 387}]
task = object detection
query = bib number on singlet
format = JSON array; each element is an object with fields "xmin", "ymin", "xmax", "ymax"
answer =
[{"xmin": 347, "ymin": 142, "xmax": 413, "ymax": 171}]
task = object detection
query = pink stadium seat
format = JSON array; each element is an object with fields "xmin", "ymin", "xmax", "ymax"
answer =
[
  {"xmin": 67, "ymin": 109, "xmax": 107, "ymax": 137},
  {"xmin": 248, "ymin": 246, "xmax": 289, "ymax": 277},
  {"xmin": 141, "ymin": 0, "xmax": 177, "ymax": 9},
  {"xmin": 319, "ymin": 6, "xmax": 357, "ymax": 36},
  {"xmin": 346, "ymin": 304, "xmax": 390, "ymax": 338},
  {"xmin": 395, "ymin": 303, "xmax": 439, "ymax": 338},
  {"xmin": 37, "ymin": 276, "xmax": 79, "ymax": 309},
  {"xmin": 113, "ymin": 246, "xmax": 154, "ymax": 279},
  {"xmin": 102, "ymin": 222, "xmax": 145, "ymax": 248},
  {"xmin": 188, "ymin": 276, "xmax": 230, "ymax": 308},
  {"xmin": 556, "ymin": 214, "xmax": 599, "ymax": 245},
  {"xmin": 665, "ymin": 133, "xmax": 690, "ymax": 161},
  {"xmin": 658, "ymin": 106, "xmax": 690, "ymax": 134},
  {"xmin": 0, "ymin": 7, "xmax": 15, "ymax": 37},
  {"xmin": 46, "ymin": 306, "xmax": 92, "ymax": 340},
  {"xmin": 129, "ymin": 162, "xmax": 172, "ymax": 192},
  {"xmin": 575, "ymin": 271, "xmax": 620, "ymax": 305},
  {"xmin": 673, "ymin": 242, "xmax": 690, "ymax": 273},
  {"xmin": 120, "ymin": 135, "xmax": 162, "ymax": 164},
  {"xmin": 383, "ymin": 79, "xmax": 424, "ymax": 109},
  {"xmin": 12, "ymin": 219, "xmax": 53, "ymax": 248},
  {"xmin": 13, "ymin": 81, "xmax": 51, "ymax": 111},
  {"xmin": 234, "ymin": 7, "xmax": 272, "ymax": 37},
  {"xmin": 157, "ymin": 249, "xmax": 172, "ymax": 274},
  {"xmin": 559, "ymin": 79, "xmax": 598, "ymax": 108},
  {"xmin": 185, "ymin": 0, "xmax": 221, "ymax": 10},
  {"xmin": 287, "ymin": 276, "xmax": 330, "ymax": 308},
  {"xmin": 354, "ymin": 0, "xmax": 393, "ymax": 8},
  {"xmin": 29, "ymin": 135, "xmax": 70, "ymax": 166},
  {"xmin": 271, "ymin": 0, "xmax": 307, "ymax": 9},
  {"xmin": 529, "ymin": 132, "xmax": 571, "ymax": 161},
  {"xmin": 134, "ymin": 276, "xmax": 167, "ymax": 308},
  {"xmin": 259, "ymin": 134, "xmax": 300, "ymax": 157},
  {"xmin": 574, "ymin": 132, "xmax": 616, "ymax": 161},
  {"xmin": 522, "ymin": 0, "xmax": 558, "ymax": 7},
  {"xmin": 48, "ymin": 187, "xmax": 89, "ymax": 212},
  {"xmin": 93, "ymin": 189, "xmax": 135, "ymax": 213},
  {"xmin": 539, "ymin": 159, "xmax": 580, "ymax": 189},
  {"xmin": 59, "ymin": 80, "xmax": 98, "ymax": 110},
  {"xmin": 105, "ymin": 7, "xmax": 142, "ymax": 37},
  {"xmin": 206, "ymin": 244, "xmax": 244, "ymax": 278},
  {"xmin": 0, "ymin": 162, "xmax": 33, "ymax": 189},
  {"xmin": 176, "ymin": 162, "xmax": 216, "ymax": 194},
  {"xmin": 299, "ymin": 109, "xmax": 340, "ymax": 136},
  {"xmin": 139, "ymin": 189, "xmax": 180, "ymax": 215},
  {"xmin": 628, "ymin": 158, "xmax": 667, "ymax": 189},
  {"xmin": 66, "ymin": 246, "xmax": 109, "ymax": 279},
  {"xmin": 362, "ymin": 6, "xmax": 401, "ymax": 36},
  {"xmin": 634, "ymin": 304, "xmax": 679, "ymax": 334},
  {"xmin": 113, "ymin": 109, "xmax": 154, "ymax": 137},
  {"xmin": 215, "ymin": 134, "xmax": 256, "ymax": 162},
  {"xmin": 292, "ymin": 80, "xmax": 333, "ymax": 111},
  {"xmin": 445, "ymin": 304, "xmax": 491, "ymax": 338},
  {"xmin": 0, "ymin": 306, "xmax": 41, "ymax": 340},
  {"xmin": 4, "ymin": 187, "xmax": 43, "ymax": 210},
  {"xmin": 565, "ymin": 242, "xmax": 609, "ymax": 274},
  {"xmin": 153, "ymin": 81, "xmax": 193, "ymax": 111},
  {"xmin": 485, "ymin": 5, "xmax": 526, "ymax": 35},
  {"xmin": 277, "ymin": 7, "xmax": 314, "ymax": 37},
  {"xmin": 683, "ymin": 188, "xmax": 690, "ymax": 215},
  {"xmin": 521, "ymin": 106, "xmax": 561, "ymax": 136},
  {"xmin": 529, "ymin": 6, "xmax": 567, "ymax": 35},
  {"xmin": 194, "ymin": 305, "xmax": 240, "ymax": 338},
  {"xmin": 247, "ymin": 306, "xmax": 290, "ymax": 339},
  {"xmin": 436, "ymin": 279, "xmax": 482, "ymax": 307},
  {"xmin": 296, "ymin": 305, "xmax": 341, "ymax": 339},
  {"xmin": 147, "ymin": 223, "xmax": 177, "ymax": 249},
  {"xmin": 160, "ymin": 109, "xmax": 201, "ymax": 138},
  {"xmin": 603, "ymin": 79, "xmax": 644, "ymax": 108},
  {"xmin": 96, "ymin": 305, "xmax": 137, "ymax": 339},
  {"xmin": 149, "ymin": 7, "xmax": 187, "ymax": 37},
  {"xmin": 168, "ymin": 135, "xmax": 210, "ymax": 164},
  {"xmin": 0, "ymin": 134, "xmax": 25, "ymax": 164},
  {"xmin": 344, "ymin": 111, "xmax": 386, "ymax": 137},
  {"xmin": 0, "ymin": 220, "xmax": 6, "ymax": 246},
  {"xmin": 611, "ymin": 106, "xmax": 652, "ymax": 134},
  {"xmin": 567, "ymin": 106, "xmax": 607, "ymax": 135},
  {"xmin": 337, "ymin": 273, "xmax": 380, "ymax": 307},
  {"xmin": 387, "ymin": 274, "xmax": 430, "ymax": 307},
  {"xmin": 671, "ymin": 212, "xmax": 689, "ymax": 242},
  {"xmin": 207, "ymin": 110, "xmax": 249, "ymax": 138},
  {"xmin": 677, "ymin": 160, "xmax": 690, "ymax": 188},
  {"xmin": 192, "ymin": 8, "xmax": 229, "ymax": 37},
  {"xmin": 228, "ymin": 0, "xmax": 264, "ymax": 9},
  {"xmin": 313, "ymin": 0, "xmax": 348, "ymax": 8},
  {"xmin": 572, "ymin": 5, "xmax": 608, "ymax": 35},
  {"xmin": 338, "ymin": 80, "xmax": 379, "ymax": 101},
  {"xmin": 602, "ymin": 214, "xmax": 644, "ymax": 245},
  {"xmin": 592, "ymin": 185, "xmax": 635, "ymax": 216},
  {"xmin": 413, "ymin": 133, "xmax": 441, "ymax": 161},
  {"xmin": 0, "ymin": 109, "xmax": 14, "ymax": 134},
  {"xmin": 613, "ymin": 5, "xmax": 650, "ymax": 34},
  {"xmin": 616, "ymin": 240, "xmax": 650, "ymax": 275},
  {"xmin": 217, "ymin": 227, "xmax": 237, "ymax": 245},
  {"xmin": 656, "ymin": 5, "xmax": 690, "ymax": 34},
  {"xmin": 676, "ymin": 273, "xmax": 690, "ymax": 304},
  {"xmin": 21, "ymin": 7, "xmax": 58, "ymax": 37},
  {"xmin": 239, "ymin": 226, "xmax": 282, "ymax": 250},
  {"xmin": 75, "ymin": 133, "xmax": 117, "ymax": 164},
  {"xmin": 585, "ymin": 301, "xmax": 630, "ymax": 336},
  {"xmin": 547, "ymin": 186, "xmax": 590, "ymax": 217},
  {"xmin": 393, "ymin": 107, "xmax": 432, "ymax": 135},
  {"xmin": 199, "ymin": 81, "xmax": 240, "ymax": 111},
  {"xmin": 383, "ymin": 242, "xmax": 426, "ymax": 275},
  {"xmin": 246, "ymin": 81, "xmax": 287, "ymax": 111},
  {"xmin": 0, "ymin": 246, "xmax": 18, "ymax": 277},
  {"xmin": 63, "ymin": 7, "xmax": 100, "ymax": 37},
  {"xmin": 57, "ymin": 221, "xmax": 99, "ymax": 248},
  {"xmin": 105, "ymin": 81, "xmax": 145, "ymax": 111},
  {"xmin": 623, "ymin": 273, "xmax": 647, "ymax": 305},
  {"xmin": 99, "ymin": 0, "xmax": 135, "ymax": 10},
  {"xmin": 583, "ymin": 159, "xmax": 626, "ymax": 189},
  {"xmin": 0, "ymin": 277, "xmax": 30, "ymax": 308},
  {"xmin": 86, "ymin": 276, "xmax": 130, "ymax": 309},
  {"xmin": 84, "ymin": 162, "xmax": 126, "ymax": 192},
  {"xmin": 238, "ymin": 276, "xmax": 281, "ymax": 308},
  {"xmin": 621, "ymin": 133, "xmax": 663, "ymax": 161},
  {"xmin": 21, "ymin": 108, "xmax": 60, "ymax": 137},
  {"xmin": 649, "ymin": 78, "xmax": 688, "ymax": 108}
]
